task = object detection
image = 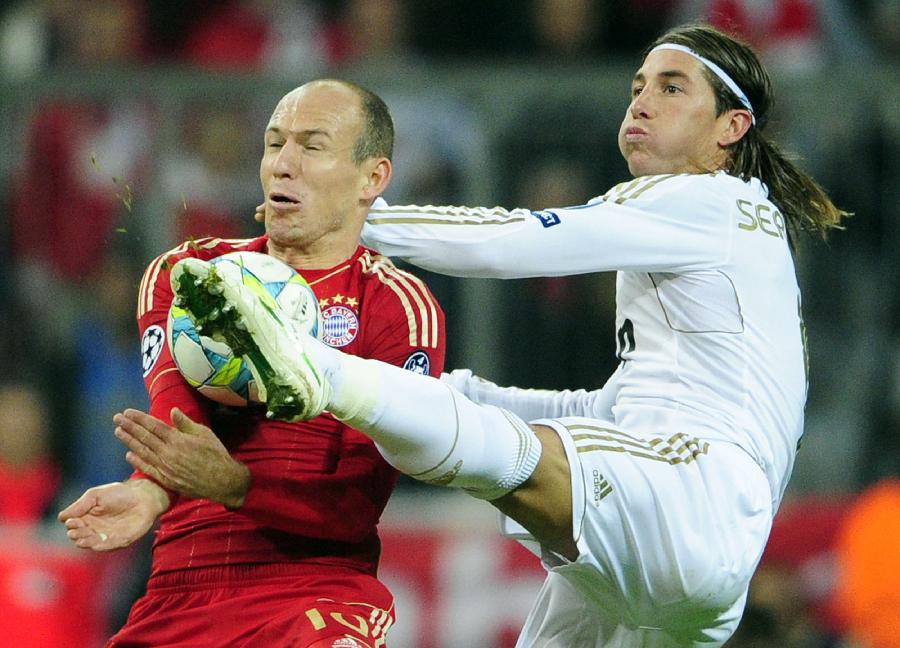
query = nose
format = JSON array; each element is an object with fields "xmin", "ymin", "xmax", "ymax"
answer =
[
  {"xmin": 629, "ymin": 89, "xmax": 652, "ymax": 120},
  {"xmin": 272, "ymin": 140, "xmax": 300, "ymax": 178}
]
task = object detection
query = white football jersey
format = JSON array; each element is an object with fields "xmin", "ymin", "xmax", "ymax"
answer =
[{"xmin": 364, "ymin": 172, "xmax": 807, "ymax": 508}]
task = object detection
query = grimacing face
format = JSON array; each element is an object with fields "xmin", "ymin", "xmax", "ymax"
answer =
[
  {"xmin": 260, "ymin": 83, "xmax": 372, "ymax": 255},
  {"xmin": 618, "ymin": 49, "xmax": 735, "ymax": 177}
]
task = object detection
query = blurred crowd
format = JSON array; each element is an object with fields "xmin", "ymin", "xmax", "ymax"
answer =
[{"xmin": 0, "ymin": 0, "xmax": 898, "ymax": 646}]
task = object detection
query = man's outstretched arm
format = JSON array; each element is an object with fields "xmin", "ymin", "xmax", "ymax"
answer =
[{"xmin": 58, "ymin": 478, "xmax": 170, "ymax": 551}]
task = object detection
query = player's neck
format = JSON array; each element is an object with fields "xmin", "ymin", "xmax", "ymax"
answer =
[{"xmin": 266, "ymin": 236, "xmax": 359, "ymax": 271}]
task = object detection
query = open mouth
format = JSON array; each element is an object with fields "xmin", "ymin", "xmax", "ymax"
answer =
[{"xmin": 269, "ymin": 192, "xmax": 300, "ymax": 206}]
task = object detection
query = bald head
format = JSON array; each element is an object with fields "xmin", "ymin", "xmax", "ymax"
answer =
[
  {"xmin": 260, "ymin": 77, "xmax": 394, "ymax": 267},
  {"xmin": 279, "ymin": 79, "xmax": 394, "ymax": 164}
]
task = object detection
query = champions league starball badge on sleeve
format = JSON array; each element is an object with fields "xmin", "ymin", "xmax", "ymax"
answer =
[
  {"xmin": 142, "ymin": 325, "xmax": 166, "ymax": 377},
  {"xmin": 402, "ymin": 351, "xmax": 430, "ymax": 375}
]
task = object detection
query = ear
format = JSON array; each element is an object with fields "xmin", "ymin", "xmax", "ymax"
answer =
[
  {"xmin": 361, "ymin": 157, "xmax": 392, "ymax": 201},
  {"xmin": 718, "ymin": 109, "xmax": 753, "ymax": 148}
]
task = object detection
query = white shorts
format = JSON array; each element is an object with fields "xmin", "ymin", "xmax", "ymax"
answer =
[{"xmin": 506, "ymin": 417, "xmax": 773, "ymax": 648}]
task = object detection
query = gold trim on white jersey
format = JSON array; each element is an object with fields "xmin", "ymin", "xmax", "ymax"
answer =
[
  {"xmin": 370, "ymin": 204, "xmax": 527, "ymax": 227},
  {"xmin": 568, "ymin": 424, "xmax": 710, "ymax": 465},
  {"xmin": 601, "ymin": 173, "xmax": 682, "ymax": 205}
]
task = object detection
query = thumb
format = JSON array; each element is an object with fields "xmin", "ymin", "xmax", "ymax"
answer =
[
  {"xmin": 59, "ymin": 492, "xmax": 95, "ymax": 521},
  {"xmin": 171, "ymin": 407, "xmax": 202, "ymax": 435},
  {"xmin": 254, "ymin": 203, "xmax": 265, "ymax": 222}
]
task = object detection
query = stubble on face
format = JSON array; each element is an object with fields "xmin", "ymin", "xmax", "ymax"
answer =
[
  {"xmin": 618, "ymin": 50, "xmax": 726, "ymax": 177},
  {"xmin": 260, "ymin": 82, "xmax": 368, "ymax": 265}
]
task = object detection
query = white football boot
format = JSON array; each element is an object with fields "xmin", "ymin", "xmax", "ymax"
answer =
[{"xmin": 169, "ymin": 257, "xmax": 329, "ymax": 421}]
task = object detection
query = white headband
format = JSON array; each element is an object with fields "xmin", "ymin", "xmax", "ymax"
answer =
[{"xmin": 650, "ymin": 43, "xmax": 756, "ymax": 125}]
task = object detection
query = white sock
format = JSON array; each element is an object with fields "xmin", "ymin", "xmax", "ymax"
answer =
[{"xmin": 304, "ymin": 337, "xmax": 542, "ymax": 500}]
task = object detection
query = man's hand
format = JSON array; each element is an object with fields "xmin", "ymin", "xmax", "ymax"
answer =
[
  {"xmin": 254, "ymin": 202, "xmax": 265, "ymax": 222},
  {"xmin": 58, "ymin": 479, "xmax": 169, "ymax": 551},
  {"xmin": 113, "ymin": 408, "xmax": 251, "ymax": 509}
]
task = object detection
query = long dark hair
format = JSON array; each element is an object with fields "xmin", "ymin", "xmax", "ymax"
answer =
[{"xmin": 649, "ymin": 25, "xmax": 849, "ymax": 240}]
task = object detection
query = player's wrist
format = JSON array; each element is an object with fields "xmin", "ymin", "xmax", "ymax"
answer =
[
  {"xmin": 220, "ymin": 461, "xmax": 252, "ymax": 510},
  {"xmin": 128, "ymin": 477, "xmax": 171, "ymax": 516}
]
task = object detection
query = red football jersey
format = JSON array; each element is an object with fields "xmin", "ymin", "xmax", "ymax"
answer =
[{"xmin": 136, "ymin": 236, "xmax": 445, "ymax": 579}]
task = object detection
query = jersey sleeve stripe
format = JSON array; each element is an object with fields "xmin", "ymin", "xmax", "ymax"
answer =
[
  {"xmin": 370, "ymin": 204, "xmax": 527, "ymax": 227},
  {"xmin": 603, "ymin": 177, "xmax": 641, "ymax": 202},
  {"xmin": 372, "ymin": 268, "xmax": 418, "ymax": 346},
  {"xmin": 193, "ymin": 237, "xmax": 254, "ymax": 251},
  {"xmin": 139, "ymin": 238, "xmax": 258, "ymax": 318},
  {"xmin": 387, "ymin": 265, "xmax": 441, "ymax": 348},
  {"xmin": 221, "ymin": 238, "xmax": 255, "ymax": 247},
  {"xmin": 359, "ymin": 250, "xmax": 441, "ymax": 348},
  {"xmin": 378, "ymin": 264, "xmax": 440, "ymax": 348},
  {"xmin": 137, "ymin": 253, "xmax": 164, "ymax": 318},
  {"xmin": 614, "ymin": 174, "xmax": 679, "ymax": 204},
  {"xmin": 138, "ymin": 241, "xmax": 189, "ymax": 318},
  {"xmin": 136, "ymin": 257, "xmax": 157, "ymax": 319},
  {"xmin": 368, "ymin": 215, "xmax": 526, "ymax": 226},
  {"xmin": 148, "ymin": 367, "xmax": 181, "ymax": 394}
]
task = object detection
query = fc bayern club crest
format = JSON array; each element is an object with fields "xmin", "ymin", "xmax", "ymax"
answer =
[{"xmin": 322, "ymin": 305, "xmax": 360, "ymax": 347}]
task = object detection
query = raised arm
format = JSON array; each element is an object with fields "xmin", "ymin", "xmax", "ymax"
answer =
[{"xmin": 362, "ymin": 174, "xmax": 732, "ymax": 278}]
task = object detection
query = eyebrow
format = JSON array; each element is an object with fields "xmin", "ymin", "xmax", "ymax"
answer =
[
  {"xmin": 265, "ymin": 126, "xmax": 332, "ymax": 139},
  {"xmin": 632, "ymin": 70, "xmax": 693, "ymax": 84}
]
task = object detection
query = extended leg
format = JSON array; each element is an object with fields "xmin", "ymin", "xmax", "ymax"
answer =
[{"xmin": 172, "ymin": 257, "xmax": 573, "ymax": 552}]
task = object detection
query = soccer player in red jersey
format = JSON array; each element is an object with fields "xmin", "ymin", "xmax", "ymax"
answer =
[{"xmin": 58, "ymin": 79, "xmax": 445, "ymax": 648}]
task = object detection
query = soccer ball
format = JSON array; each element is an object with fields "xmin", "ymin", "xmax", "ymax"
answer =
[{"xmin": 166, "ymin": 251, "xmax": 321, "ymax": 407}]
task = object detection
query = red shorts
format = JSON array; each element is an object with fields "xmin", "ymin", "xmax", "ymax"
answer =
[{"xmin": 108, "ymin": 564, "xmax": 395, "ymax": 648}]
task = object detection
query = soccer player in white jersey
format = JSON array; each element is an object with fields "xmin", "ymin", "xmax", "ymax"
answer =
[{"xmin": 175, "ymin": 24, "xmax": 848, "ymax": 647}]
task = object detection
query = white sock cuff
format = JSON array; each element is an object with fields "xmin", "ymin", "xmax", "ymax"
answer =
[{"xmin": 476, "ymin": 407, "xmax": 543, "ymax": 500}]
